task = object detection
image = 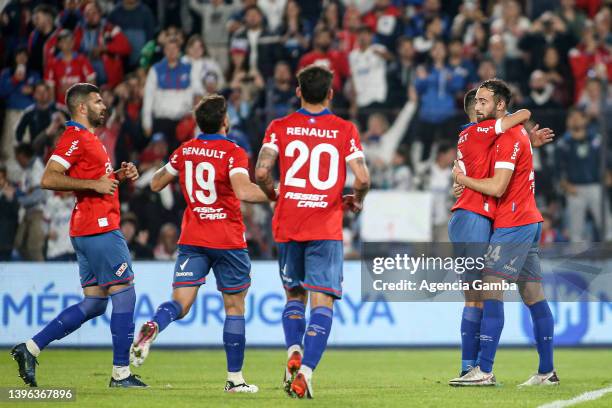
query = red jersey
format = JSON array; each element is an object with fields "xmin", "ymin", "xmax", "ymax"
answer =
[
  {"xmin": 297, "ymin": 51, "xmax": 350, "ymax": 93},
  {"xmin": 451, "ymin": 118, "xmax": 502, "ymax": 218},
  {"xmin": 262, "ymin": 108, "xmax": 364, "ymax": 242},
  {"xmin": 50, "ymin": 121, "xmax": 120, "ymax": 237},
  {"xmin": 166, "ymin": 134, "xmax": 249, "ymax": 249},
  {"xmin": 44, "ymin": 52, "xmax": 96, "ymax": 105},
  {"xmin": 492, "ymin": 125, "xmax": 543, "ymax": 229}
]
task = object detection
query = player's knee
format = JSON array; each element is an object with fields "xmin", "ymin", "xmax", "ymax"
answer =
[
  {"xmin": 285, "ymin": 286, "xmax": 307, "ymax": 303},
  {"xmin": 79, "ymin": 296, "xmax": 109, "ymax": 319}
]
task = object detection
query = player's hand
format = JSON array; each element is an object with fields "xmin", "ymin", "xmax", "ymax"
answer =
[
  {"xmin": 115, "ymin": 161, "xmax": 139, "ymax": 181},
  {"xmin": 452, "ymin": 160, "xmax": 465, "ymax": 183},
  {"xmin": 93, "ymin": 173, "xmax": 119, "ymax": 195},
  {"xmin": 342, "ymin": 194, "xmax": 363, "ymax": 214},
  {"xmin": 529, "ymin": 124, "xmax": 555, "ymax": 147},
  {"xmin": 452, "ymin": 182, "xmax": 464, "ymax": 198}
]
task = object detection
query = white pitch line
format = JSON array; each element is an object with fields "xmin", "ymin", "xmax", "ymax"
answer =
[{"xmin": 537, "ymin": 385, "xmax": 612, "ymax": 408}]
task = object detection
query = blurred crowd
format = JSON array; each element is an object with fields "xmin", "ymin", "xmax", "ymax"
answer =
[{"xmin": 0, "ymin": 0, "xmax": 610, "ymax": 261}]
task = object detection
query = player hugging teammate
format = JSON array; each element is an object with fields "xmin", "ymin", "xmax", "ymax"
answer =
[{"xmin": 449, "ymin": 79, "xmax": 559, "ymax": 387}]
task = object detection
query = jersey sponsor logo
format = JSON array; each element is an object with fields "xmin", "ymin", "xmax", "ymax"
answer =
[
  {"xmin": 286, "ymin": 127, "xmax": 339, "ymax": 139},
  {"xmin": 182, "ymin": 147, "xmax": 227, "ymax": 159},
  {"xmin": 65, "ymin": 140, "xmax": 79, "ymax": 156},
  {"xmin": 477, "ymin": 126, "xmax": 493, "ymax": 133},
  {"xmin": 193, "ymin": 206, "xmax": 227, "ymax": 220},
  {"xmin": 458, "ymin": 132, "xmax": 468, "ymax": 144},
  {"xmin": 115, "ymin": 262, "xmax": 128, "ymax": 277},
  {"xmin": 511, "ymin": 141, "xmax": 520, "ymax": 160},
  {"xmin": 175, "ymin": 271, "xmax": 194, "ymax": 277},
  {"xmin": 98, "ymin": 217, "xmax": 109, "ymax": 227},
  {"xmin": 284, "ymin": 191, "xmax": 329, "ymax": 208}
]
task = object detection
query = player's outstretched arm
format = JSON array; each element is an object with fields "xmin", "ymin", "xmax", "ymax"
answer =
[
  {"xmin": 230, "ymin": 172, "xmax": 269, "ymax": 203},
  {"xmin": 344, "ymin": 157, "xmax": 371, "ymax": 213},
  {"xmin": 150, "ymin": 166, "xmax": 176, "ymax": 192},
  {"xmin": 528, "ymin": 124, "xmax": 555, "ymax": 147},
  {"xmin": 453, "ymin": 162, "xmax": 512, "ymax": 198},
  {"xmin": 41, "ymin": 160, "xmax": 118, "ymax": 195},
  {"xmin": 255, "ymin": 146, "xmax": 279, "ymax": 201},
  {"xmin": 499, "ymin": 109, "xmax": 531, "ymax": 132}
]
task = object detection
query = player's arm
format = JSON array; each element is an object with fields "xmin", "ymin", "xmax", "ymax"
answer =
[
  {"xmin": 41, "ymin": 159, "xmax": 118, "ymax": 195},
  {"xmin": 150, "ymin": 165, "xmax": 176, "ymax": 192},
  {"xmin": 453, "ymin": 164, "xmax": 513, "ymax": 198},
  {"xmin": 230, "ymin": 172, "xmax": 269, "ymax": 203},
  {"xmin": 498, "ymin": 109, "xmax": 531, "ymax": 132},
  {"xmin": 254, "ymin": 146, "xmax": 279, "ymax": 201},
  {"xmin": 344, "ymin": 157, "xmax": 371, "ymax": 213},
  {"xmin": 528, "ymin": 124, "xmax": 555, "ymax": 147}
]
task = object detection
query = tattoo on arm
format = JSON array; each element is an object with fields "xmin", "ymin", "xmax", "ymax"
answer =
[
  {"xmin": 255, "ymin": 147, "xmax": 278, "ymax": 200},
  {"xmin": 352, "ymin": 158, "xmax": 370, "ymax": 202}
]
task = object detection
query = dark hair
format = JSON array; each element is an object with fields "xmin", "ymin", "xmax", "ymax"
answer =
[
  {"xmin": 479, "ymin": 78, "xmax": 512, "ymax": 107},
  {"xmin": 297, "ymin": 65, "xmax": 333, "ymax": 104},
  {"xmin": 15, "ymin": 143, "xmax": 35, "ymax": 158},
  {"xmin": 194, "ymin": 94, "xmax": 227, "ymax": 134},
  {"xmin": 33, "ymin": 4, "xmax": 56, "ymax": 18},
  {"xmin": 437, "ymin": 142, "xmax": 454, "ymax": 156},
  {"xmin": 65, "ymin": 83, "xmax": 100, "ymax": 114},
  {"xmin": 464, "ymin": 88, "xmax": 478, "ymax": 115}
]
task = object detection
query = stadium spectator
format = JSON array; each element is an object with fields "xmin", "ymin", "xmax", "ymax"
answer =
[
  {"xmin": 336, "ymin": 6, "xmax": 361, "ymax": 53},
  {"xmin": 120, "ymin": 214, "xmax": 153, "ymax": 260},
  {"xmin": 486, "ymin": 34, "xmax": 525, "ymax": 90},
  {"xmin": 450, "ymin": 0, "xmax": 487, "ymax": 42},
  {"xmin": 227, "ymin": 43, "xmax": 265, "ymax": 106},
  {"xmin": 189, "ymin": 0, "xmax": 237, "ymax": 72},
  {"xmin": 43, "ymin": 191, "xmax": 76, "ymax": 261},
  {"xmin": 27, "ymin": 4, "xmax": 56, "ymax": 75},
  {"xmin": 13, "ymin": 143, "xmax": 47, "ymax": 261},
  {"xmin": 541, "ymin": 46, "xmax": 573, "ymax": 106},
  {"xmin": 568, "ymin": 21, "xmax": 612, "ymax": 101},
  {"xmin": 263, "ymin": 61, "xmax": 299, "ymax": 122},
  {"xmin": 387, "ymin": 36, "xmax": 416, "ymax": 106},
  {"xmin": 55, "ymin": 0, "xmax": 82, "ymax": 31},
  {"xmin": 14, "ymin": 82, "xmax": 66, "ymax": 150},
  {"xmin": 577, "ymin": 77, "xmax": 608, "ymax": 130},
  {"xmin": 258, "ymin": 0, "xmax": 288, "ymax": 33},
  {"xmin": 230, "ymin": 5, "xmax": 282, "ymax": 78},
  {"xmin": 447, "ymin": 38, "xmax": 478, "ymax": 87},
  {"xmin": 0, "ymin": 0, "xmax": 34, "ymax": 59},
  {"xmin": 319, "ymin": 0, "xmax": 342, "ymax": 33},
  {"xmin": 0, "ymin": 47, "xmax": 40, "ymax": 160},
  {"xmin": 108, "ymin": 0, "xmax": 156, "ymax": 70},
  {"xmin": 523, "ymin": 70, "xmax": 563, "ymax": 110},
  {"xmin": 490, "ymin": 0, "xmax": 530, "ymax": 58},
  {"xmin": 556, "ymin": 0, "xmax": 588, "ymax": 39},
  {"xmin": 298, "ymin": 27, "xmax": 350, "ymax": 96},
  {"xmin": 277, "ymin": 0, "xmax": 311, "ymax": 71},
  {"xmin": 361, "ymin": 0, "xmax": 402, "ymax": 51},
  {"xmin": 153, "ymin": 222, "xmax": 179, "ymax": 260},
  {"xmin": 349, "ymin": 25, "xmax": 391, "ymax": 125},
  {"xmin": 475, "ymin": 58, "xmax": 497, "ymax": 85},
  {"xmin": 44, "ymin": 29, "xmax": 96, "ymax": 106},
  {"xmin": 556, "ymin": 108, "xmax": 606, "ymax": 242},
  {"xmin": 155, "ymin": 0, "xmax": 192, "ymax": 35},
  {"xmin": 413, "ymin": 15, "xmax": 445, "ymax": 56},
  {"xmin": 413, "ymin": 40, "xmax": 465, "ymax": 160},
  {"xmin": 0, "ymin": 165, "xmax": 19, "ymax": 261},
  {"xmin": 142, "ymin": 38, "xmax": 198, "ymax": 151},
  {"xmin": 418, "ymin": 142, "xmax": 455, "ymax": 242},
  {"xmin": 405, "ymin": 0, "xmax": 450, "ymax": 39},
  {"xmin": 181, "ymin": 34, "xmax": 226, "ymax": 93},
  {"xmin": 73, "ymin": 2, "xmax": 132, "ymax": 88},
  {"xmin": 227, "ymin": 0, "xmax": 258, "ymax": 36},
  {"xmin": 594, "ymin": 7, "xmax": 611, "ymax": 46},
  {"xmin": 139, "ymin": 26, "xmax": 179, "ymax": 71}
]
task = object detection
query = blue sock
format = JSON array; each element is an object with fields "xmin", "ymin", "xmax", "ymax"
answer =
[
  {"xmin": 461, "ymin": 306, "xmax": 482, "ymax": 373},
  {"xmin": 223, "ymin": 315, "xmax": 245, "ymax": 373},
  {"xmin": 32, "ymin": 296, "xmax": 108, "ymax": 350},
  {"xmin": 282, "ymin": 300, "xmax": 306, "ymax": 349},
  {"xmin": 302, "ymin": 306, "xmax": 333, "ymax": 371},
  {"xmin": 479, "ymin": 300, "xmax": 504, "ymax": 373},
  {"xmin": 153, "ymin": 300, "xmax": 183, "ymax": 332},
  {"xmin": 528, "ymin": 300, "xmax": 554, "ymax": 374},
  {"xmin": 110, "ymin": 286, "xmax": 136, "ymax": 366}
]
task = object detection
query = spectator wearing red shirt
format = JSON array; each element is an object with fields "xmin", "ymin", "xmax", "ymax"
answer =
[
  {"xmin": 44, "ymin": 29, "xmax": 96, "ymax": 106},
  {"xmin": 298, "ymin": 27, "xmax": 349, "ymax": 95},
  {"xmin": 361, "ymin": 0, "xmax": 402, "ymax": 51},
  {"xmin": 568, "ymin": 21, "xmax": 612, "ymax": 101}
]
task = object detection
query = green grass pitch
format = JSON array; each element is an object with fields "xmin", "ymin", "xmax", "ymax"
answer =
[{"xmin": 1, "ymin": 349, "xmax": 611, "ymax": 407}]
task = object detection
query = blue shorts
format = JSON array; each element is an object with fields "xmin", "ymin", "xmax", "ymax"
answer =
[
  {"xmin": 484, "ymin": 222, "xmax": 543, "ymax": 282},
  {"xmin": 448, "ymin": 210, "xmax": 492, "ymax": 282},
  {"xmin": 71, "ymin": 230, "xmax": 134, "ymax": 288},
  {"xmin": 277, "ymin": 240, "xmax": 343, "ymax": 299},
  {"xmin": 173, "ymin": 245, "xmax": 251, "ymax": 293}
]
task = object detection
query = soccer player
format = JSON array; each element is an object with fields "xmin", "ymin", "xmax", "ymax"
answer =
[
  {"xmin": 450, "ymin": 79, "xmax": 559, "ymax": 386},
  {"xmin": 130, "ymin": 95, "xmax": 267, "ymax": 393},
  {"xmin": 11, "ymin": 83, "xmax": 146, "ymax": 388},
  {"xmin": 255, "ymin": 65, "xmax": 370, "ymax": 399},
  {"xmin": 449, "ymin": 88, "xmax": 531, "ymax": 380}
]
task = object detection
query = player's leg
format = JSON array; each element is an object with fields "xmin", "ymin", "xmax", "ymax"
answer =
[
  {"xmin": 132, "ymin": 245, "xmax": 208, "ymax": 366},
  {"xmin": 518, "ymin": 223, "xmax": 558, "ymax": 386},
  {"xmin": 278, "ymin": 241, "xmax": 307, "ymax": 384},
  {"xmin": 212, "ymin": 247, "xmax": 258, "ymax": 393},
  {"xmin": 11, "ymin": 238, "xmax": 109, "ymax": 387},
  {"xmin": 291, "ymin": 240, "xmax": 342, "ymax": 399}
]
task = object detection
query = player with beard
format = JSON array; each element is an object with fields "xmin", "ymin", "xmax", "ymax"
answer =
[{"xmin": 10, "ymin": 83, "xmax": 146, "ymax": 388}]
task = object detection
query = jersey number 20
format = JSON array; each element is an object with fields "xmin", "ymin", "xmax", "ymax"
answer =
[
  {"xmin": 185, "ymin": 160, "xmax": 217, "ymax": 204},
  {"xmin": 284, "ymin": 140, "xmax": 339, "ymax": 190}
]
